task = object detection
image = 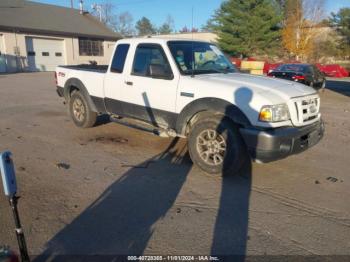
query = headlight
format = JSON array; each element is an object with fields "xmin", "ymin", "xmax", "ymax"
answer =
[{"xmin": 259, "ymin": 104, "xmax": 290, "ymax": 122}]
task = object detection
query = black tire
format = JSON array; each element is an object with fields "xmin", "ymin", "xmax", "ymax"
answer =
[
  {"xmin": 188, "ymin": 116, "xmax": 248, "ymax": 176},
  {"xmin": 69, "ymin": 91, "xmax": 97, "ymax": 128}
]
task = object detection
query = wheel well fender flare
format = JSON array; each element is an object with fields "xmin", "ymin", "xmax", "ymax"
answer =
[
  {"xmin": 175, "ymin": 97, "xmax": 252, "ymax": 135},
  {"xmin": 64, "ymin": 78, "xmax": 98, "ymax": 112}
]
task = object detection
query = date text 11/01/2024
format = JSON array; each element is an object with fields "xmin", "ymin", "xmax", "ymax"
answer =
[{"xmin": 127, "ymin": 256, "xmax": 220, "ymax": 261}]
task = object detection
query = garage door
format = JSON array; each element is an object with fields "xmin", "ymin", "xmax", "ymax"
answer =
[
  {"xmin": 0, "ymin": 35, "xmax": 6, "ymax": 73},
  {"xmin": 26, "ymin": 37, "xmax": 65, "ymax": 71}
]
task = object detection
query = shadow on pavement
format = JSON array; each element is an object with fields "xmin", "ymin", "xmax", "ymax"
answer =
[
  {"xmin": 211, "ymin": 88, "xmax": 253, "ymax": 259},
  {"xmin": 35, "ymin": 138, "xmax": 192, "ymax": 260},
  {"xmin": 326, "ymin": 79, "xmax": 350, "ymax": 97},
  {"xmin": 35, "ymin": 88, "xmax": 256, "ymax": 260}
]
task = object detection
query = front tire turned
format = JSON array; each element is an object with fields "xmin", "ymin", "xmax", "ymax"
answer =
[
  {"xmin": 69, "ymin": 91, "xmax": 97, "ymax": 128},
  {"xmin": 188, "ymin": 116, "xmax": 248, "ymax": 176}
]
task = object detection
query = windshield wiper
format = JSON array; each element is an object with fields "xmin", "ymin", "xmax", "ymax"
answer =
[
  {"xmin": 206, "ymin": 67, "xmax": 232, "ymax": 74},
  {"xmin": 184, "ymin": 67, "xmax": 233, "ymax": 75}
]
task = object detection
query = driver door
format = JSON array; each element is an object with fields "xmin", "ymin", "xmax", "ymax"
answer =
[{"xmin": 120, "ymin": 43, "xmax": 179, "ymax": 128}]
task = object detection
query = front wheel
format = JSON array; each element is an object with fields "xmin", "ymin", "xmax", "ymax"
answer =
[
  {"xmin": 188, "ymin": 117, "xmax": 248, "ymax": 176},
  {"xmin": 69, "ymin": 91, "xmax": 97, "ymax": 128}
]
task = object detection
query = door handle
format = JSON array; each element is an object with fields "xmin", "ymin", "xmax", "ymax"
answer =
[{"xmin": 125, "ymin": 81, "xmax": 133, "ymax": 86}]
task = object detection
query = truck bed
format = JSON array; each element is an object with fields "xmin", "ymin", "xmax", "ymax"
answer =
[
  {"xmin": 56, "ymin": 64, "xmax": 107, "ymax": 99},
  {"xmin": 59, "ymin": 64, "xmax": 108, "ymax": 73}
]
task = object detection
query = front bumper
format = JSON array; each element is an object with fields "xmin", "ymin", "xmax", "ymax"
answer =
[{"xmin": 240, "ymin": 119, "xmax": 325, "ymax": 163}]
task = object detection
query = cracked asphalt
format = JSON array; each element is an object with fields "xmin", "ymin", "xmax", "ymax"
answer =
[{"xmin": 0, "ymin": 73, "xmax": 349, "ymax": 258}]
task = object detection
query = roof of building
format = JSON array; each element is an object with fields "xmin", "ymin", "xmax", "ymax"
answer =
[{"xmin": 0, "ymin": 0, "xmax": 120, "ymax": 40}]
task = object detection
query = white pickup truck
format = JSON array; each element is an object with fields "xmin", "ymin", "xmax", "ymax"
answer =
[{"xmin": 56, "ymin": 38, "xmax": 324, "ymax": 175}]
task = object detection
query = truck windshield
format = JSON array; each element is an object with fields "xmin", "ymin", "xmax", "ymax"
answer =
[{"xmin": 168, "ymin": 41, "xmax": 237, "ymax": 75}]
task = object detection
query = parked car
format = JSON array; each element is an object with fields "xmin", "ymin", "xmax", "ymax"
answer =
[
  {"xmin": 55, "ymin": 38, "xmax": 324, "ymax": 175},
  {"xmin": 267, "ymin": 64, "xmax": 326, "ymax": 90}
]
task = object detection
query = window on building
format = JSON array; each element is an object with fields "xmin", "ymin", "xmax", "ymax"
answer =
[
  {"xmin": 79, "ymin": 38, "xmax": 104, "ymax": 56},
  {"xmin": 27, "ymin": 51, "xmax": 36, "ymax": 56},
  {"xmin": 55, "ymin": 52, "xmax": 62, "ymax": 57},
  {"xmin": 42, "ymin": 52, "xmax": 49, "ymax": 56}
]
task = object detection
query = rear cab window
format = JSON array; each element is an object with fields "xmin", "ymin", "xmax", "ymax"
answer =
[{"xmin": 110, "ymin": 44, "xmax": 130, "ymax": 73}]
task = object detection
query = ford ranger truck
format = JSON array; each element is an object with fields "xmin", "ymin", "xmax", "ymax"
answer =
[{"xmin": 55, "ymin": 38, "xmax": 325, "ymax": 175}]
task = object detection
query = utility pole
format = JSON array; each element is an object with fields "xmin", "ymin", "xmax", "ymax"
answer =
[
  {"xmin": 70, "ymin": 0, "xmax": 73, "ymax": 8},
  {"xmin": 79, "ymin": 0, "xmax": 84, "ymax": 14}
]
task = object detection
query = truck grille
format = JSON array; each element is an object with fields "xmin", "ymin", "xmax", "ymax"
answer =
[{"xmin": 291, "ymin": 95, "xmax": 320, "ymax": 126}]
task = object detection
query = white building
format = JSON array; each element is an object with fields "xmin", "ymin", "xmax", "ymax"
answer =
[{"xmin": 0, "ymin": 0, "xmax": 121, "ymax": 73}]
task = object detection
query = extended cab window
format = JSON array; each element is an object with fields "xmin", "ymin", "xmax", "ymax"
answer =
[
  {"xmin": 132, "ymin": 44, "xmax": 173, "ymax": 79},
  {"xmin": 111, "ymin": 44, "xmax": 130, "ymax": 73}
]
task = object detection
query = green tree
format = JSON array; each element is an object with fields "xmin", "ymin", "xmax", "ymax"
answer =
[
  {"xmin": 136, "ymin": 17, "xmax": 156, "ymax": 36},
  {"xmin": 208, "ymin": 0, "xmax": 282, "ymax": 57},
  {"xmin": 158, "ymin": 15, "xmax": 175, "ymax": 34},
  {"xmin": 330, "ymin": 8, "xmax": 350, "ymax": 57},
  {"xmin": 201, "ymin": 19, "xmax": 215, "ymax": 32},
  {"xmin": 158, "ymin": 24, "xmax": 172, "ymax": 34}
]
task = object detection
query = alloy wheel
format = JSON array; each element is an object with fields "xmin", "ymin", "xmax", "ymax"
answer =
[
  {"xmin": 72, "ymin": 98, "xmax": 85, "ymax": 122},
  {"xmin": 196, "ymin": 129, "xmax": 227, "ymax": 166}
]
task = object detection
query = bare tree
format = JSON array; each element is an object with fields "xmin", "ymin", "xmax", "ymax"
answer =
[
  {"xmin": 114, "ymin": 12, "xmax": 135, "ymax": 37},
  {"xmin": 302, "ymin": 0, "xmax": 326, "ymax": 54},
  {"xmin": 282, "ymin": 0, "xmax": 326, "ymax": 61},
  {"xmin": 179, "ymin": 26, "xmax": 199, "ymax": 33},
  {"xmin": 91, "ymin": 1, "xmax": 117, "ymax": 29},
  {"xmin": 90, "ymin": 1, "xmax": 135, "ymax": 37}
]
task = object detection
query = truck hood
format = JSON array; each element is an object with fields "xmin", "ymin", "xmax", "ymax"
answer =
[{"xmin": 195, "ymin": 73, "xmax": 316, "ymax": 100}]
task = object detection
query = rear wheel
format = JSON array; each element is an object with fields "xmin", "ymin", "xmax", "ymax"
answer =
[
  {"xmin": 69, "ymin": 91, "xmax": 97, "ymax": 128},
  {"xmin": 188, "ymin": 116, "xmax": 248, "ymax": 176}
]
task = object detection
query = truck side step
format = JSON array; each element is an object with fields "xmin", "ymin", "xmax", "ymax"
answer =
[{"xmin": 109, "ymin": 115, "xmax": 177, "ymax": 138}]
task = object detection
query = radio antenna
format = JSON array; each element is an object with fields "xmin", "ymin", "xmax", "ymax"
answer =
[{"xmin": 191, "ymin": 6, "xmax": 195, "ymax": 78}]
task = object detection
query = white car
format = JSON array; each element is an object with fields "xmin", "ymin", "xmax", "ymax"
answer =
[{"xmin": 55, "ymin": 38, "xmax": 324, "ymax": 175}]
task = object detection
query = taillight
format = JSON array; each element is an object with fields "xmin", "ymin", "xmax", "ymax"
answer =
[
  {"xmin": 54, "ymin": 72, "xmax": 57, "ymax": 85},
  {"xmin": 292, "ymin": 75, "xmax": 305, "ymax": 80}
]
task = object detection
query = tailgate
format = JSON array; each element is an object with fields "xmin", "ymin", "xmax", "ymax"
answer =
[{"xmin": 55, "ymin": 66, "xmax": 71, "ymax": 88}]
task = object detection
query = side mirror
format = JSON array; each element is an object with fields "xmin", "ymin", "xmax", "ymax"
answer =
[{"xmin": 148, "ymin": 64, "xmax": 173, "ymax": 80}]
